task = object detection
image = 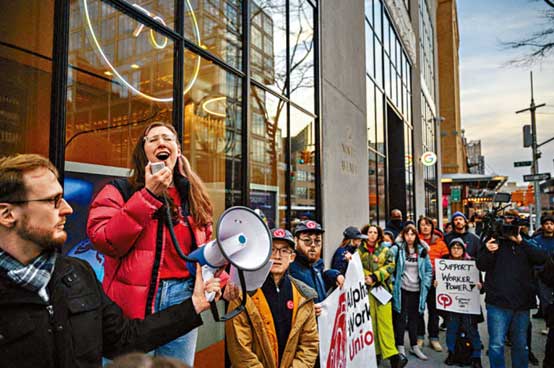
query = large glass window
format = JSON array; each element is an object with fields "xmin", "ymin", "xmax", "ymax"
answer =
[{"xmin": 0, "ymin": 0, "xmax": 53, "ymax": 156}]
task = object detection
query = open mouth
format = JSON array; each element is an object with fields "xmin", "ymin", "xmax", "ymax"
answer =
[{"xmin": 156, "ymin": 152, "xmax": 170, "ymax": 161}]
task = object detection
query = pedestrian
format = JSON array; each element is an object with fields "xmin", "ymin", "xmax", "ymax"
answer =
[
  {"xmin": 386, "ymin": 209, "xmax": 404, "ymax": 239},
  {"xmin": 417, "ymin": 216, "xmax": 449, "ymax": 352},
  {"xmin": 289, "ymin": 220, "xmax": 343, "ymax": 316},
  {"xmin": 391, "ymin": 224, "xmax": 433, "ymax": 361},
  {"xmin": 226, "ymin": 228, "xmax": 319, "ymax": 367},
  {"xmin": 532, "ymin": 214, "xmax": 554, "ymax": 320},
  {"xmin": 476, "ymin": 208, "xmax": 547, "ymax": 368},
  {"xmin": 444, "ymin": 222, "xmax": 453, "ymax": 235},
  {"xmin": 445, "ymin": 211, "xmax": 481, "ymax": 257},
  {"xmin": 0, "ymin": 154, "xmax": 229, "ymax": 368},
  {"xmin": 87, "ymin": 122, "xmax": 226, "ymax": 366},
  {"xmin": 383, "ymin": 229, "xmax": 396, "ymax": 245},
  {"xmin": 359, "ymin": 224, "xmax": 408, "ymax": 368},
  {"xmin": 539, "ymin": 252, "xmax": 554, "ymax": 368},
  {"xmin": 441, "ymin": 238, "xmax": 483, "ymax": 368},
  {"xmin": 331, "ymin": 226, "xmax": 368, "ymax": 275}
]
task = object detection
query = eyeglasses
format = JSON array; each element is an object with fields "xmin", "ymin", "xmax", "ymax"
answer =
[
  {"xmin": 299, "ymin": 238, "xmax": 322, "ymax": 247},
  {"xmin": 7, "ymin": 193, "xmax": 65, "ymax": 209},
  {"xmin": 144, "ymin": 134, "xmax": 176, "ymax": 144},
  {"xmin": 271, "ymin": 247, "xmax": 294, "ymax": 256}
]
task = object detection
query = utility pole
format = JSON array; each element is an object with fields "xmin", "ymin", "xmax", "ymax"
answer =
[{"xmin": 516, "ymin": 71, "xmax": 546, "ymax": 231}]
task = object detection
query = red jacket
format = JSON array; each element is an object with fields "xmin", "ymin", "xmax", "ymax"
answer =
[
  {"xmin": 419, "ymin": 233, "xmax": 448, "ymax": 273},
  {"xmin": 87, "ymin": 184, "xmax": 212, "ymax": 319}
]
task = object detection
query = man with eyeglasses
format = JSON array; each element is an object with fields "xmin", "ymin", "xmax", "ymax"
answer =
[
  {"xmin": 226, "ymin": 228, "xmax": 319, "ymax": 367},
  {"xmin": 289, "ymin": 220, "xmax": 343, "ymax": 317},
  {"xmin": 0, "ymin": 154, "xmax": 226, "ymax": 368}
]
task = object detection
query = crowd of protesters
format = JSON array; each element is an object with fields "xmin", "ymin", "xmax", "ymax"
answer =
[{"xmin": 1, "ymin": 149, "xmax": 554, "ymax": 368}]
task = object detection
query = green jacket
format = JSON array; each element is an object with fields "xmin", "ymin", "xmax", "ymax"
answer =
[{"xmin": 358, "ymin": 241, "xmax": 395, "ymax": 292}]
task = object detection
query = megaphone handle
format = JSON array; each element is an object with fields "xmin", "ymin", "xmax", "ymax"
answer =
[
  {"xmin": 202, "ymin": 264, "xmax": 217, "ymax": 302},
  {"xmin": 212, "ymin": 267, "xmax": 248, "ymax": 322}
]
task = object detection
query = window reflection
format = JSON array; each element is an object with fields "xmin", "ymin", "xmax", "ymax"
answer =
[
  {"xmin": 0, "ymin": 0, "xmax": 53, "ymax": 156},
  {"xmin": 249, "ymin": 86, "xmax": 287, "ymax": 229},
  {"xmin": 368, "ymin": 149, "xmax": 378, "ymax": 222},
  {"xmin": 291, "ymin": 107, "xmax": 315, "ymax": 221}
]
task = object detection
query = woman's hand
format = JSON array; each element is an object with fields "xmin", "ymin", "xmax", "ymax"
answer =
[
  {"xmin": 365, "ymin": 275, "xmax": 375, "ymax": 286},
  {"xmin": 222, "ymin": 282, "xmax": 240, "ymax": 302},
  {"xmin": 433, "ymin": 280, "xmax": 438, "ymax": 288},
  {"xmin": 191, "ymin": 264, "xmax": 221, "ymax": 314},
  {"xmin": 145, "ymin": 162, "xmax": 172, "ymax": 196},
  {"xmin": 344, "ymin": 252, "xmax": 353, "ymax": 262}
]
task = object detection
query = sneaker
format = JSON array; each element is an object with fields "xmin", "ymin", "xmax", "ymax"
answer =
[
  {"xmin": 416, "ymin": 338, "xmax": 424, "ymax": 348},
  {"xmin": 542, "ymin": 328, "xmax": 549, "ymax": 335},
  {"xmin": 430, "ymin": 340, "xmax": 443, "ymax": 352},
  {"xmin": 410, "ymin": 345, "xmax": 428, "ymax": 360},
  {"xmin": 444, "ymin": 352, "xmax": 456, "ymax": 365},
  {"xmin": 529, "ymin": 351, "xmax": 539, "ymax": 366},
  {"xmin": 397, "ymin": 345, "xmax": 406, "ymax": 356},
  {"xmin": 471, "ymin": 357, "xmax": 483, "ymax": 368},
  {"xmin": 532, "ymin": 310, "xmax": 543, "ymax": 319},
  {"xmin": 389, "ymin": 353, "xmax": 408, "ymax": 368}
]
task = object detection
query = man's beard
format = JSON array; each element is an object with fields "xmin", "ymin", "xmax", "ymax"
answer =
[{"xmin": 16, "ymin": 214, "xmax": 66, "ymax": 251}]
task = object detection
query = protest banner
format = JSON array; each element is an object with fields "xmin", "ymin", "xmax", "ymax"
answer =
[
  {"xmin": 318, "ymin": 253, "xmax": 377, "ymax": 368},
  {"xmin": 435, "ymin": 259, "xmax": 480, "ymax": 315}
]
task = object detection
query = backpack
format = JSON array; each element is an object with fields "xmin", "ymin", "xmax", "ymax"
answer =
[{"xmin": 452, "ymin": 327, "xmax": 473, "ymax": 366}]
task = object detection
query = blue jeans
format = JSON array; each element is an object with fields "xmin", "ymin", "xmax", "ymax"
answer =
[
  {"xmin": 445, "ymin": 314, "xmax": 481, "ymax": 358},
  {"xmin": 486, "ymin": 304, "xmax": 529, "ymax": 368},
  {"xmin": 152, "ymin": 278, "xmax": 198, "ymax": 366}
]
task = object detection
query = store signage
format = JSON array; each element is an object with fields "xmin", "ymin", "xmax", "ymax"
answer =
[
  {"xmin": 514, "ymin": 161, "xmax": 532, "ymax": 167},
  {"xmin": 524, "ymin": 173, "xmax": 551, "ymax": 182},
  {"xmin": 421, "ymin": 151, "xmax": 437, "ymax": 166},
  {"xmin": 451, "ymin": 187, "xmax": 461, "ymax": 202},
  {"xmin": 82, "ymin": 0, "xmax": 201, "ymax": 102}
]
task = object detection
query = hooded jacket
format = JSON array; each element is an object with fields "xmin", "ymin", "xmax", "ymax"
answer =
[
  {"xmin": 419, "ymin": 233, "xmax": 448, "ymax": 273},
  {"xmin": 225, "ymin": 276, "xmax": 319, "ymax": 368},
  {"xmin": 289, "ymin": 252, "xmax": 340, "ymax": 303},
  {"xmin": 86, "ymin": 183, "xmax": 212, "ymax": 319}
]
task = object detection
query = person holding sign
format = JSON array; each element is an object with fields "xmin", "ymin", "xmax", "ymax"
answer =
[
  {"xmin": 390, "ymin": 224, "xmax": 433, "ymax": 361},
  {"xmin": 225, "ymin": 228, "xmax": 319, "ymax": 368},
  {"xmin": 331, "ymin": 226, "xmax": 368, "ymax": 275},
  {"xmin": 359, "ymin": 224, "xmax": 408, "ymax": 368},
  {"xmin": 439, "ymin": 238, "xmax": 483, "ymax": 368},
  {"xmin": 476, "ymin": 208, "xmax": 547, "ymax": 368}
]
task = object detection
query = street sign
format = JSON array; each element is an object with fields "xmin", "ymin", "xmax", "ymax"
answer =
[
  {"xmin": 451, "ymin": 187, "xmax": 461, "ymax": 202},
  {"xmin": 514, "ymin": 161, "xmax": 532, "ymax": 167},
  {"xmin": 523, "ymin": 173, "xmax": 551, "ymax": 182}
]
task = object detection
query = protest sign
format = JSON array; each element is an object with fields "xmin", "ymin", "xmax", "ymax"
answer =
[
  {"xmin": 318, "ymin": 253, "xmax": 377, "ymax": 368},
  {"xmin": 435, "ymin": 259, "xmax": 480, "ymax": 315}
]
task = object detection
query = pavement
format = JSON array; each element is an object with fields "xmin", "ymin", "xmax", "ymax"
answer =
[{"xmin": 378, "ymin": 309, "xmax": 548, "ymax": 368}]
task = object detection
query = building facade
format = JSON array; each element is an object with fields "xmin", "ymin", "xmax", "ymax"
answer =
[
  {"xmin": 467, "ymin": 139, "xmax": 485, "ymax": 174},
  {"xmin": 0, "ymin": 0, "xmax": 442, "ymax": 365}
]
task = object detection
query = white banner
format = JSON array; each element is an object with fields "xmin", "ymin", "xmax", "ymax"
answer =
[
  {"xmin": 435, "ymin": 259, "xmax": 480, "ymax": 315},
  {"xmin": 318, "ymin": 253, "xmax": 377, "ymax": 368}
]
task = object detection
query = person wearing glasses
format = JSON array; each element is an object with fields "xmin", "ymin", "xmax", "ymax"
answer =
[
  {"xmin": 289, "ymin": 220, "xmax": 343, "ymax": 316},
  {"xmin": 226, "ymin": 228, "xmax": 319, "ymax": 367},
  {"xmin": 0, "ymin": 154, "xmax": 223, "ymax": 368},
  {"xmin": 87, "ymin": 122, "xmax": 233, "ymax": 366}
]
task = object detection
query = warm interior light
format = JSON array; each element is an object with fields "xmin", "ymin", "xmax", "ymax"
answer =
[
  {"xmin": 130, "ymin": 64, "xmax": 140, "ymax": 69},
  {"xmin": 104, "ymin": 70, "xmax": 113, "ymax": 76},
  {"xmin": 202, "ymin": 96, "xmax": 227, "ymax": 118}
]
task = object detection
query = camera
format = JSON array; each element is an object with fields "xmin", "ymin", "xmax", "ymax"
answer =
[{"xmin": 480, "ymin": 192, "xmax": 521, "ymax": 240}]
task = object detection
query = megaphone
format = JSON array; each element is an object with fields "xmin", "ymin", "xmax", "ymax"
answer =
[{"xmin": 186, "ymin": 206, "xmax": 272, "ymax": 320}]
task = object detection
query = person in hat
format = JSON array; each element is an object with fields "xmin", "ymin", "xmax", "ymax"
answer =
[
  {"xmin": 532, "ymin": 214, "xmax": 554, "ymax": 320},
  {"xmin": 289, "ymin": 220, "xmax": 343, "ymax": 316},
  {"xmin": 445, "ymin": 212, "xmax": 481, "ymax": 258},
  {"xmin": 439, "ymin": 238, "xmax": 483, "ymax": 368},
  {"xmin": 331, "ymin": 226, "xmax": 368, "ymax": 275},
  {"xmin": 226, "ymin": 228, "xmax": 319, "ymax": 367}
]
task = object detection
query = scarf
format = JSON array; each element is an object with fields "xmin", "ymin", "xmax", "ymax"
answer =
[{"xmin": 0, "ymin": 249, "xmax": 57, "ymax": 302}]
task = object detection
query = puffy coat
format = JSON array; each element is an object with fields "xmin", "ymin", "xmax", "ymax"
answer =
[
  {"xmin": 391, "ymin": 242, "xmax": 433, "ymax": 314},
  {"xmin": 358, "ymin": 241, "xmax": 395, "ymax": 292},
  {"xmin": 225, "ymin": 276, "xmax": 319, "ymax": 368},
  {"xmin": 419, "ymin": 233, "xmax": 448, "ymax": 273},
  {"xmin": 87, "ymin": 183, "xmax": 212, "ymax": 319},
  {"xmin": 0, "ymin": 256, "xmax": 203, "ymax": 368}
]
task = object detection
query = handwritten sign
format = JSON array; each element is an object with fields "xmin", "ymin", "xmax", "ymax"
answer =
[
  {"xmin": 318, "ymin": 253, "xmax": 377, "ymax": 368},
  {"xmin": 435, "ymin": 259, "xmax": 480, "ymax": 315}
]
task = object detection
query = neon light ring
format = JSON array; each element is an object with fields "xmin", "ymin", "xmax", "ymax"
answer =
[{"xmin": 82, "ymin": 0, "xmax": 201, "ymax": 102}]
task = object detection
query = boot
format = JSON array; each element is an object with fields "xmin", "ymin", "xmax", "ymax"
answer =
[
  {"xmin": 430, "ymin": 339, "xmax": 443, "ymax": 352},
  {"xmin": 444, "ymin": 351, "xmax": 456, "ymax": 366},
  {"xmin": 389, "ymin": 353, "xmax": 408, "ymax": 368},
  {"xmin": 410, "ymin": 345, "xmax": 428, "ymax": 360},
  {"xmin": 471, "ymin": 357, "xmax": 483, "ymax": 368},
  {"xmin": 529, "ymin": 351, "xmax": 539, "ymax": 366}
]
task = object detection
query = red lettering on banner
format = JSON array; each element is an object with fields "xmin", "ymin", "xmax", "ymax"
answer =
[{"xmin": 327, "ymin": 293, "xmax": 347, "ymax": 368}]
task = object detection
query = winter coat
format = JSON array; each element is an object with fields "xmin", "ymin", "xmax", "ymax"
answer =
[
  {"xmin": 358, "ymin": 241, "xmax": 395, "ymax": 292},
  {"xmin": 419, "ymin": 233, "xmax": 449, "ymax": 273},
  {"xmin": 86, "ymin": 182, "xmax": 212, "ymax": 319},
  {"xmin": 476, "ymin": 237, "xmax": 547, "ymax": 311},
  {"xmin": 0, "ymin": 256, "xmax": 203, "ymax": 368},
  {"xmin": 331, "ymin": 244, "xmax": 358, "ymax": 275},
  {"xmin": 445, "ymin": 230, "xmax": 481, "ymax": 258},
  {"xmin": 390, "ymin": 242, "xmax": 433, "ymax": 314},
  {"xmin": 225, "ymin": 276, "xmax": 319, "ymax": 368},
  {"xmin": 289, "ymin": 252, "xmax": 340, "ymax": 303}
]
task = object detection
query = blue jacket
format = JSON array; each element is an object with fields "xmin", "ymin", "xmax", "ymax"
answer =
[
  {"xmin": 390, "ymin": 242, "xmax": 433, "ymax": 314},
  {"xmin": 289, "ymin": 252, "xmax": 340, "ymax": 303},
  {"xmin": 533, "ymin": 234, "xmax": 554, "ymax": 256},
  {"xmin": 331, "ymin": 245, "xmax": 358, "ymax": 275}
]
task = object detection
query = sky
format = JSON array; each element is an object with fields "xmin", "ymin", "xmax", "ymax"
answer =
[{"xmin": 457, "ymin": 0, "xmax": 554, "ymax": 186}]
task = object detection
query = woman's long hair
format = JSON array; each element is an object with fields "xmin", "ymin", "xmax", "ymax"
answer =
[
  {"xmin": 361, "ymin": 224, "xmax": 384, "ymax": 246},
  {"xmin": 129, "ymin": 122, "xmax": 213, "ymax": 226},
  {"xmin": 400, "ymin": 224, "xmax": 423, "ymax": 249},
  {"xmin": 417, "ymin": 216, "xmax": 435, "ymax": 236}
]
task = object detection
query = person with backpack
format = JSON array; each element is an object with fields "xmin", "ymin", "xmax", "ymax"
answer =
[
  {"xmin": 439, "ymin": 238, "xmax": 483, "ymax": 368},
  {"xmin": 391, "ymin": 224, "xmax": 433, "ymax": 361},
  {"xmin": 87, "ymin": 122, "xmax": 227, "ymax": 366}
]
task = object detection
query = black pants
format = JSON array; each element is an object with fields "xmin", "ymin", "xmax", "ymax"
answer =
[
  {"xmin": 417, "ymin": 284, "xmax": 439, "ymax": 339},
  {"xmin": 394, "ymin": 289, "xmax": 421, "ymax": 347},
  {"xmin": 545, "ymin": 327, "xmax": 554, "ymax": 368}
]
